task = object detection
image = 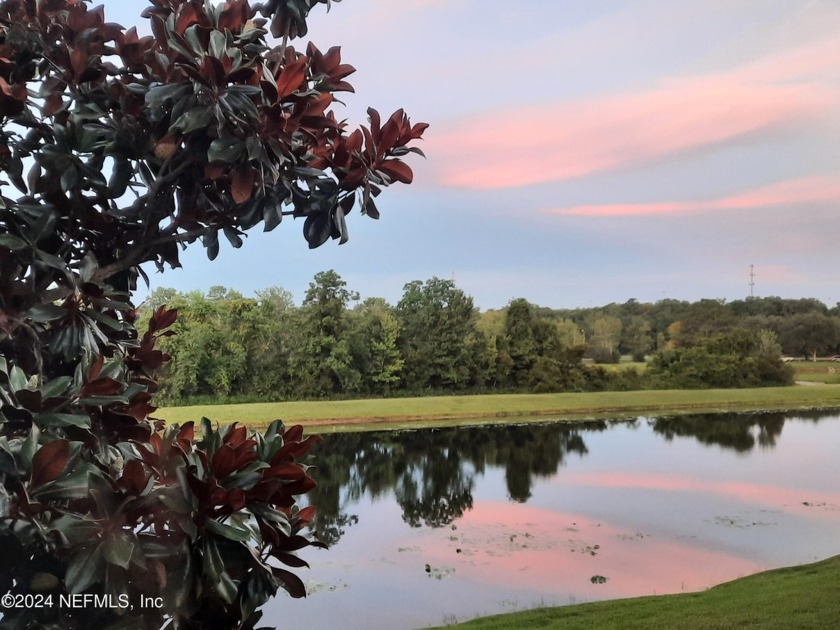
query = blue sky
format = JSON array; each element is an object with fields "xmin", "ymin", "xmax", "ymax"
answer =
[{"xmin": 102, "ymin": 1, "xmax": 840, "ymax": 309}]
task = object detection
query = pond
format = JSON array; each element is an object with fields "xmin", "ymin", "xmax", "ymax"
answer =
[{"xmin": 263, "ymin": 411, "xmax": 840, "ymax": 629}]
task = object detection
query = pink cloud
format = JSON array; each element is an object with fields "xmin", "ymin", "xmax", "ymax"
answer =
[
  {"xmin": 427, "ymin": 39, "xmax": 840, "ymax": 190},
  {"xmin": 545, "ymin": 175, "xmax": 840, "ymax": 217},
  {"xmin": 725, "ymin": 36, "xmax": 840, "ymax": 86}
]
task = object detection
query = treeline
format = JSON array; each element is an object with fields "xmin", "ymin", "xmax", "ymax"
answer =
[{"xmin": 140, "ymin": 271, "xmax": 836, "ymax": 404}]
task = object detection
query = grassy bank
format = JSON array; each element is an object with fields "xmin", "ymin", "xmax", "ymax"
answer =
[
  {"xmin": 791, "ymin": 360, "xmax": 840, "ymax": 384},
  {"xmin": 157, "ymin": 384, "xmax": 840, "ymax": 433},
  {"xmin": 431, "ymin": 555, "xmax": 840, "ymax": 629}
]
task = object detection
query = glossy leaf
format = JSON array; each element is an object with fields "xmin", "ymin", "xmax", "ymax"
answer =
[
  {"xmin": 0, "ymin": 233, "xmax": 27, "ymax": 250},
  {"xmin": 103, "ymin": 531, "xmax": 135, "ymax": 570},
  {"xmin": 65, "ymin": 543, "xmax": 105, "ymax": 594},
  {"xmin": 30, "ymin": 440, "xmax": 70, "ymax": 487},
  {"xmin": 205, "ymin": 518, "xmax": 251, "ymax": 542}
]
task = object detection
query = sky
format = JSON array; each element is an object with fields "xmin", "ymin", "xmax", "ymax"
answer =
[{"xmin": 102, "ymin": 0, "xmax": 840, "ymax": 310}]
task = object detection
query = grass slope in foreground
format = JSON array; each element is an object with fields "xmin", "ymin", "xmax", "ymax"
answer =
[
  {"xmin": 432, "ymin": 555, "xmax": 840, "ymax": 630},
  {"xmin": 158, "ymin": 385, "xmax": 840, "ymax": 432}
]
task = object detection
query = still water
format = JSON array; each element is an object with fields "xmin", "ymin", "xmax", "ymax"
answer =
[{"xmin": 264, "ymin": 411, "xmax": 840, "ymax": 629}]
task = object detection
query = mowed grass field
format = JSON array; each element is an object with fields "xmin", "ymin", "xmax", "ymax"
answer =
[
  {"xmin": 790, "ymin": 360, "xmax": 840, "ymax": 384},
  {"xmin": 158, "ymin": 384, "xmax": 840, "ymax": 433},
  {"xmin": 431, "ymin": 555, "xmax": 840, "ymax": 630}
]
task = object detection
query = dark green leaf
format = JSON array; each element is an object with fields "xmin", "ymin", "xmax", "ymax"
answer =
[
  {"xmin": 40, "ymin": 376, "xmax": 72, "ymax": 399},
  {"xmin": 364, "ymin": 195, "xmax": 379, "ymax": 219},
  {"xmin": 9, "ymin": 365, "xmax": 28, "ymax": 391},
  {"xmin": 108, "ymin": 159, "xmax": 133, "ymax": 198},
  {"xmin": 60, "ymin": 167, "xmax": 78, "ymax": 192},
  {"xmin": 30, "ymin": 209, "xmax": 58, "ymax": 243},
  {"xmin": 34, "ymin": 249, "xmax": 70, "ymax": 275},
  {"xmin": 80, "ymin": 251, "xmax": 98, "ymax": 283},
  {"xmin": 145, "ymin": 83, "xmax": 190, "ymax": 110},
  {"xmin": 65, "ymin": 543, "xmax": 105, "ymax": 594},
  {"xmin": 88, "ymin": 310, "xmax": 126, "ymax": 332},
  {"xmin": 204, "ymin": 229, "xmax": 220, "ymax": 261},
  {"xmin": 103, "ymin": 531, "xmax": 135, "ymax": 570},
  {"xmin": 28, "ymin": 303, "xmax": 65, "ymax": 323},
  {"xmin": 205, "ymin": 517, "xmax": 251, "ymax": 542},
  {"xmin": 216, "ymin": 571, "xmax": 238, "ymax": 604},
  {"xmin": 263, "ymin": 198, "xmax": 282, "ymax": 232},
  {"xmin": 172, "ymin": 107, "xmax": 214, "ymax": 134},
  {"xmin": 20, "ymin": 425, "xmax": 40, "ymax": 470},
  {"xmin": 303, "ymin": 212, "xmax": 331, "ymax": 249},
  {"xmin": 32, "ymin": 468, "xmax": 93, "ymax": 501},
  {"xmin": 332, "ymin": 206, "xmax": 348, "ymax": 245},
  {"xmin": 158, "ymin": 487, "xmax": 194, "ymax": 514},
  {"xmin": 33, "ymin": 411, "xmax": 90, "ymax": 429},
  {"xmin": 223, "ymin": 226, "xmax": 243, "ymax": 248},
  {"xmin": 202, "ymin": 538, "xmax": 224, "ymax": 584},
  {"xmin": 0, "ymin": 234, "xmax": 28, "ymax": 250},
  {"xmin": 208, "ymin": 137, "xmax": 244, "ymax": 163},
  {"xmin": 224, "ymin": 461, "xmax": 269, "ymax": 490},
  {"xmin": 51, "ymin": 514, "xmax": 103, "ymax": 546}
]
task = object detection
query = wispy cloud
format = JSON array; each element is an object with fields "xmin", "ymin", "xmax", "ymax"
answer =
[
  {"xmin": 544, "ymin": 175, "xmax": 840, "ymax": 217},
  {"xmin": 427, "ymin": 37, "xmax": 840, "ymax": 190}
]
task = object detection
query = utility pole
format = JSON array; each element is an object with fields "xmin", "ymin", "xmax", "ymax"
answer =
[{"xmin": 749, "ymin": 264, "xmax": 755, "ymax": 298}]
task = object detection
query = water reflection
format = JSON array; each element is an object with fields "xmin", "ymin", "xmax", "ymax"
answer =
[
  {"xmin": 309, "ymin": 411, "xmax": 833, "ymax": 544},
  {"xmin": 272, "ymin": 411, "xmax": 840, "ymax": 630},
  {"xmin": 308, "ymin": 421, "xmax": 608, "ymax": 542},
  {"xmin": 650, "ymin": 409, "xmax": 828, "ymax": 452},
  {"xmin": 651, "ymin": 412, "xmax": 784, "ymax": 452}
]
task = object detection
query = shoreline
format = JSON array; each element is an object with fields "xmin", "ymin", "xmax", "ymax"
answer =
[{"xmin": 158, "ymin": 384, "xmax": 840, "ymax": 433}]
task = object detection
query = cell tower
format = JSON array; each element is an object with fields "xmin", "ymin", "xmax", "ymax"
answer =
[{"xmin": 749, "ymin": 264, "xmax": 755, "ymax": 298}]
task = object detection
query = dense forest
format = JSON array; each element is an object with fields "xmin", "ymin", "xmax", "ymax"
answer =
[{"xmin": 141, "ymin": 270, "xmax": 840, "ymax": 404}]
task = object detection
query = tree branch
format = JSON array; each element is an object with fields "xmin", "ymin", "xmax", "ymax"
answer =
[{"xmin": 91, "ymin": 227, "xmax": 214, "ymax": 284}]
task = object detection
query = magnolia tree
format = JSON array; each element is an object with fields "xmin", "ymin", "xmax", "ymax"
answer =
[{"xmin": 0, "ymin": 0, "xmax": 426, "ymax": 627}]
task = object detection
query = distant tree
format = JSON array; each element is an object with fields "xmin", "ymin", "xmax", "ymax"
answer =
[
  {"xmin": 396, "ymin": 278, "xmax": 483, "ymax": 391},
  {"xmin": 669, "ymin": 299, "xmax": 736, "ymax": 347},
  {"xmin": 0, "ymin": 0, "xmax": 425, "ymax": 627},
  {"xmin": 349, "ymin": 298, "xmax": 404, "ymax": 394},
  {"xmin": 553, "ymin": 318, "xmax": 582, "ymax": 348},
  {"xmin": 292, "ymin": 270, "xmax": 359, "ymax": 397},
  {"xmin": 503, "ymin": 299, "xmax": 538, "ymax": 386},
  {"xmin": 475, "ymin": 310, "xmax": 507, "ymax": 387},
  {"xmin": 586, "ymin": 314, "xmax": 622, "ymax": 362},
  {"xmin": 776, "ymin": 312, "xmax": 840, "ymax": 359},
  {"xmin": 648, "ymin": 330, "xmax": 793, "ymax": 389},
  {"xmin": 246, "ymin": 285, "xmax": 298, "ymax": 396},
  {"xmin": 622, "ymin": 315, "xmax": 653, "ymax": 361}
]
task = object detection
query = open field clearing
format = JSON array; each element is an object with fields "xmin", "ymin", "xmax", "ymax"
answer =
[{"xmin": 158, "ymin": 384, "xmax": 840, "ymax": 433}]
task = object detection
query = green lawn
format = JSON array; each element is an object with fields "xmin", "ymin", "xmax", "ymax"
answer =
[
  {"xmin": 430, "ymin": 555, "xmax": 840, "ymax": 629},
  {"xmin": 790, "ymin": 361, "xmax": 840, "ymax": 384},
  {"xmin": 593, "ymin": 361, "xmax": 647, "ymax": 373},
  {"xmin": 158, "ymin": 384, "xmax": 840, "ymax": 433}
]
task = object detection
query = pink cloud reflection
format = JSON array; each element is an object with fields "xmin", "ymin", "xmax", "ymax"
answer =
[
  {"xmin": 561, "ymin": 471, "xmax": 840, "ymax": 518},
  {"xmin": 545, "ymin": 175, "xmax": 840, "ymax": 217},
  {"xmin": 421, "ymin": 502, "xmax": 761, "ymax": 599}
]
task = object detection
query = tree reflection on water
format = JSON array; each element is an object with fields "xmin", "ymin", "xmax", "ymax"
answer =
[
  {"xmin": 650, "ymin": 409, "xmax": 827, "ymax": 452},
  {"xmin": 307, "ymin": 411, "xmax": 832, "ymax": 545},
  {"xmin": 307, "ymin": 421, "xmax": 608, "ymax": 543}
]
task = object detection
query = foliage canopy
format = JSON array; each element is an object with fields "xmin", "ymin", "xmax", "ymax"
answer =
[{"xmin": 0, "ymin": 0, "xmax": 425, "ymax": 627}]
